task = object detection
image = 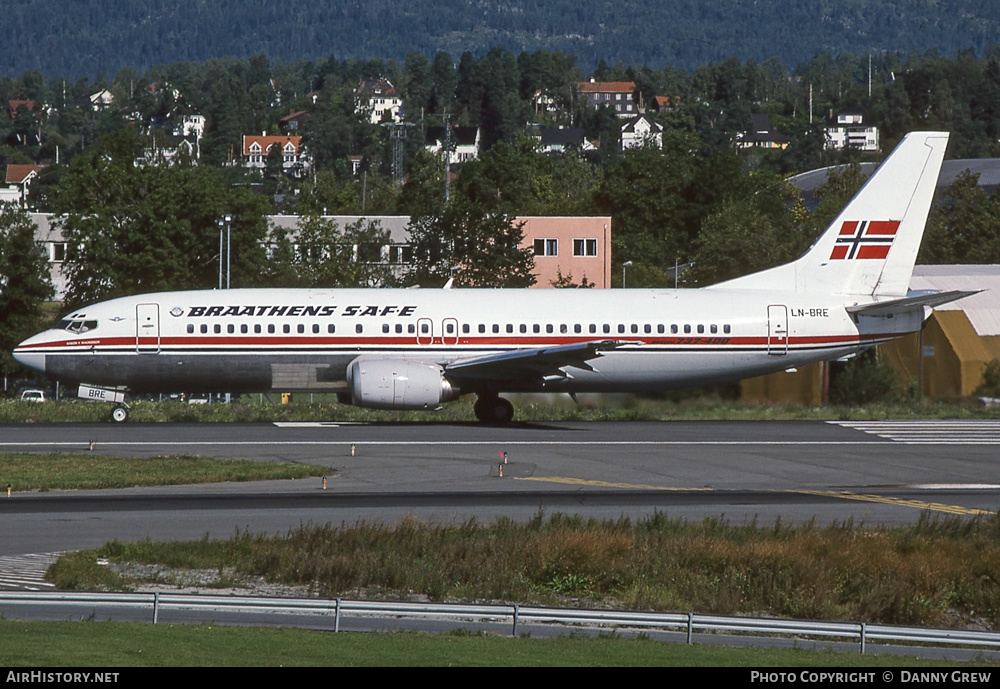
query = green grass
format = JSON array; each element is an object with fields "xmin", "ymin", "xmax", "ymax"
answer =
[
  {"xmin": 1, "ymin": 394, "xmax": 999, "ymax": 423},
  {"xmin": 49, "ymin": 512, "xmax": 1000, "ymax": 631},
  {"xmin": 0, "ymin": 452, "xmax": 328, "ymax": 492},
  {"xmin": 0, "ymin": 620, "xmax": 990, "ymax": 667}
]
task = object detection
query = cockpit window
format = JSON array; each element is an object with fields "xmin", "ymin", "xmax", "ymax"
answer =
[{"xmin": 57, "ymin": 319, "xmax": 98, "ymax": 334}]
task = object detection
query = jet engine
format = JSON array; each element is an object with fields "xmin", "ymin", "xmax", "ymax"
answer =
[{"xmin": 346, "ymin": 358, "xmax": 459, "ymax": 409}]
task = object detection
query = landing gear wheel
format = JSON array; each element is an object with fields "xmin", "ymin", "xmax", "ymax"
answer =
[
  {"xmin": 474, "ymin": 396, "xmax": 514, "ymax": 424},
  {"xmin": 111, "ymin": 406, "xmax": 129, "ymax": 423}
]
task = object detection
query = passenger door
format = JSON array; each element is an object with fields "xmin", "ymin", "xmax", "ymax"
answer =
[
  {"xmin": 767, "ymin": 304, "xmax": 788, "ymax": 356},
  {"xmin": 135, "ymin": 303, "xmax": 160, "ymax": 353}
]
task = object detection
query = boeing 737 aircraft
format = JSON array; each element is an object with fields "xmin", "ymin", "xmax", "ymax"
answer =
[{"xmin": 14, "ymin": 131, "xmax": 972, "ymax": 422}]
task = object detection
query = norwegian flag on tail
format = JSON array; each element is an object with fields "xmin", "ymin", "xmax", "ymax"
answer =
[{"xmin": 829, "ymin": 220, "xmax": 901, "ymax": 260}]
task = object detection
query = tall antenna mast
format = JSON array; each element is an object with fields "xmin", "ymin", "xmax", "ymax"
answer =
[{"xmin": 431, "ymin": 113, "xmax": 453, "ymax": 203}]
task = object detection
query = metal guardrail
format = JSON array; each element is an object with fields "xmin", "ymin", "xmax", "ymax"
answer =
[{"xmin": 2, "ymin": 591, "xmax": 998, "ymax": 653}]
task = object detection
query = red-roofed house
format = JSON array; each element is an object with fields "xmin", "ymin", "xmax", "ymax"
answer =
[
  {"xmin": 7, "ymin": 100, "xmax": 35, "ymax": 119},
  {"xmin": 575, "ymin": 81, "xmax": 638, "ymax": 117},
  {"xmin": 2, "ymin": 164, "xmax": 42, "ymax": 205},
  {"xmin": 242, "ymin": 135, "xmax": 310, "ymax": 177}
]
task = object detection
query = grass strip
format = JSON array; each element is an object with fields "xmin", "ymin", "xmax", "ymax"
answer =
[
  {"xmin": 50, "ymin": 512, "xmax": 1000, "ymax": 630},
  {"xmin": 0, "ymin": 452, "xmax": 327, "ymax": 492},
  {"xmin": 2, "ymin": 395, "xmax": 999, "ymax": 423},
  {"xmin": 0, "ymin": 620, "xmax": 986, "ymax": 667}
]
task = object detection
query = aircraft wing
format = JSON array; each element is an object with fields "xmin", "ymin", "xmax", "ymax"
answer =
[
  {"xmin": 846, "ymin": 290, "xmax": 980, "ymax": 317},
  {"xmin": 443, "ymin": 340, "xmax": 632, "ymax": 382}
]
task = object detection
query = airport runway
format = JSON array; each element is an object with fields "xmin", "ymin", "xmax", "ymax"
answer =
[{"xmin": 1, "ymin": 420, "xmax": 999, "ymax": 559}]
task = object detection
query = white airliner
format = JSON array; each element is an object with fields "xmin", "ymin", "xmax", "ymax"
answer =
[{"xmin": 14, "ymin": 131, "xmax": 973, "ymax": 423}]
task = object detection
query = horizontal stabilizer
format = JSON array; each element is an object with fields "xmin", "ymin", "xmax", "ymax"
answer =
[{"xmin": 845, "ymin": 290, "xmax": 979, "ymax": 316}]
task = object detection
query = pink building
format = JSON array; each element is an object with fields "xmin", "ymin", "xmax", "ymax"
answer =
[{"xmin": 517, "ymin": 216, "xmax": 612, "ymax": 288}]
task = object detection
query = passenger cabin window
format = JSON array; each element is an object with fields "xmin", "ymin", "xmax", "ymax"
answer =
[{"xmin": 187, "ymin": 324, "xmax": 194, "ymax": 334}]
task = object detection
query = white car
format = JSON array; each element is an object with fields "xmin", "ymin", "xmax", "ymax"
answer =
[{"xmin": 20, "ymin": 390, "xmax": 47, "ymax": 402}]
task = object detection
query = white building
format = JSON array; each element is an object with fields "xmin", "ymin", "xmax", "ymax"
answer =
[
  {"xmin": 242, "ymin": 135, "xmax": 310, "ymax": 177},
  {"xmin": 425, "ymin": 126, "xmax": 481, "ymax": 164},
  {"xmin": 354, "ymin": 78, "xmax": 403, "ymax": 125},
  {"xmin": 825, "ymin": 109, "xmax": 879, "ymax": 152},
  {"xmin": 620, "ymin": 115, "xmax": 663, "ymax": 150}
]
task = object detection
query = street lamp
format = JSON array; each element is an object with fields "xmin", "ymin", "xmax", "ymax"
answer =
[
  {"xmin": 218, "ymin": 214, "xmax": 233, "ymax": 289},
  {"xmin": 622, "ymin": 261, "xmax": 633, "ymax": 288}
]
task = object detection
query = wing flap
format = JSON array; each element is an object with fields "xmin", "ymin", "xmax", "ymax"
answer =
[{"xmin": 444, "ymin": 340, "xmax": 633, "ymax": 382}]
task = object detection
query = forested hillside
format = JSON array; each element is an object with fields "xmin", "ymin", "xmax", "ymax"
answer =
[{"xmin": 3, "ymin": 0, "xmax": 1000, "ymax": 77}]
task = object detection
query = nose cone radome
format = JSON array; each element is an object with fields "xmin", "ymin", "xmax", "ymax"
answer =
[{"xmin": 12, "ymin": 335, "xmax": 47, "ymax": 374}]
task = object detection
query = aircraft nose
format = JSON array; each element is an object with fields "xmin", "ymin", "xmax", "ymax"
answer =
[{"xmin": 12, "ymin": 342, "xmax": 46, "ymax": 374}]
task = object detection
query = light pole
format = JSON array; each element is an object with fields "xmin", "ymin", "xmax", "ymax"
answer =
[
  {"xmin": 218, "ymin": 214, "xmax": 233, "ymax": 289},
  {"xmin": 622, "ymin": 261, "xmax": 633, "ymax": 288},
  {"xmin": 225, "ymin": 214, "xmax": 232, "ymax": 289}
]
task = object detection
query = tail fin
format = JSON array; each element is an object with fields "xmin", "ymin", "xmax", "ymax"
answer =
[{"xmin": 713, "ymin": 131, "xmax": 949, "ymax": 297}]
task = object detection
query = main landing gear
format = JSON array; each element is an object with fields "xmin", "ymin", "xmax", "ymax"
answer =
[
  {"xmin": 111, "ymin": 404, "xmax": 130, "ymax": 423},
  {"xmin": 473, "ymin": 394, "xmax": 514, "ymax": 424}
]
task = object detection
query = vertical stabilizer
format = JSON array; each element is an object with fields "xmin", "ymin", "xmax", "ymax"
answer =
[{"xmin": 712, "ymin": 131, "xmax": 949, "ymax": 297}]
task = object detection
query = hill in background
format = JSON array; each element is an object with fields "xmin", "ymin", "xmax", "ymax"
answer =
[{"xmin": 5, "ymin": 0, "xmax": 1000, "ymax": 78}]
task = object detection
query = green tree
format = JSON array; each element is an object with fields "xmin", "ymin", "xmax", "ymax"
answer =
[
  {"xmin": 406, "ymin": 199, "xmax": 536, "ymax": 288},
  {"xmin": 920, "ymin": 170, "xmax": 1000, "ymax": 264},
  {"xmin": 689, "ymin": 171, "xmax": 811, "ymax": 285},
  {"xmin": 0, "ymin": 206, "xmax": 53, "ymax": 376},
  {"xmin": 268, "ymin": 214, "xmax": 397, "ymax": 288},
  {"xmin": 808, "ymin": 161, "xmax": 867, "ymax": 236},
  {"xmin": 56, "ymin": 130, "xmax": 271, "ymax": 308}
]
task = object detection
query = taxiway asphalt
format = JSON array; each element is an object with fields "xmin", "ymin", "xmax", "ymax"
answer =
[{"xmin": 1, "ymin": 420, "xmax": 999, "ymax": 556}]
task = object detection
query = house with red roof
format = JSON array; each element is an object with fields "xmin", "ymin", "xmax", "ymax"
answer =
[
  {"xmin": 575, "ymin": 81, "xmax": 638, "ymax": 117},
  {"xmin": 2, "ymin": 164, "xmax": 42, "ymax": 205},
  {"xmin": 242, "ymin": 134, "xmax": 310, "ymax": 177}
]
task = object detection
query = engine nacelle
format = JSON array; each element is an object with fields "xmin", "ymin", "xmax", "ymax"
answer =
[{"xmin": 346, "ymin": 358, "xmax": 459, "ymax": 410}]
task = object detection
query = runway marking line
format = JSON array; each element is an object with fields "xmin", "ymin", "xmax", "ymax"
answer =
[
  {"xmin": 792, "ymin": 490, "xmax": 993, "ymax": 516},
  {"xmin": 515, "ymin": 479, "xmax": 994, "ymax": 516},
  {"xmin": 516, "ymin": 476, "xmax": 713, "ymax": 491}
]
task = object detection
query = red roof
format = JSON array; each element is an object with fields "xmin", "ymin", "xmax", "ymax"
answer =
[
  {"xmin": 8, "ymin": 99, "xmax": 35, "ymax": 117},
  {"xmin": 5, "ymin": 164, "xmax": 41, "ymax": 185},
  {"xmin": 576, "ymin": 81, "xmax": 636, "ymax": 94},
  {"xmin": 242, "ymin": 135, "xmax": 302, "ymax": 156}
]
